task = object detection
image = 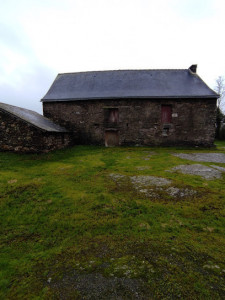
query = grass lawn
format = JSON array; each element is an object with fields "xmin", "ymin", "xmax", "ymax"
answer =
[{"xmin": 0, "ymin": 142, "xmax": 225, "ymax": 299}]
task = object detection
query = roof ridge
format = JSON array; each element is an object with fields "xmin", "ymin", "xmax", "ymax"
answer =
[{"xmin": 58, "ymin": 69, "xmax": 188, "ymax": 75}]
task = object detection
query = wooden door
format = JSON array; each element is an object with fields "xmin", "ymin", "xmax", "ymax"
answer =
[{"xmin": 105, "ymin": 130, "xmax": 119, "ymax": 147}]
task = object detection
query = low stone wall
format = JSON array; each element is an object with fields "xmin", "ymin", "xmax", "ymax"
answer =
[
  {"xmin": 0, "ymin": 110, "xmax": 72, "ymax": 153},
  {"xmin": 43, "ymin": 98, "xmax": 216, "ymax": 147}
]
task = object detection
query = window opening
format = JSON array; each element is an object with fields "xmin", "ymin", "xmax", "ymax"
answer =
[{"xmin": 104, "ymin": 108, "xmax": 119, "ymax": 124}]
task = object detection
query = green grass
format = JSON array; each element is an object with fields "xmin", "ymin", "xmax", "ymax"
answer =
[{"xmin": 0, "ymin": 142, "xmax": 225, "ymax": 299}]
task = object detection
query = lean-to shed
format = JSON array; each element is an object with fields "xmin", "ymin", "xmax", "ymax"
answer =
[{"xmin": 0, "ymin": 102, "xmax": 72, "ymax": 153}]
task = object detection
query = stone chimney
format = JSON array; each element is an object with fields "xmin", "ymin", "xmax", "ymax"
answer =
[{"xmin": 189, "ymin": 64, "xmax": 197, "ymax": 73}]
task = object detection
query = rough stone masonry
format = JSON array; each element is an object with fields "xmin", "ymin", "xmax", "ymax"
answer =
[
  {"xmin": 42, "ymin": 67, "xmax": 218, "ymax": 147},
  {"xmin": 0, "ymin": 103, "xmax": 72, "ymax": 153},
  {"xmin": 43, "ymin": 98, "xmax": 216, "ymax": 147}
]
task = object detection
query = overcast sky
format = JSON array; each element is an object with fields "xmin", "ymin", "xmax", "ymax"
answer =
[{"xmin": 1, "ymin": 0, "xmax": 225, "ymax": 113}]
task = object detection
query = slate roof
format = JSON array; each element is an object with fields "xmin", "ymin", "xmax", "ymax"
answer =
[
  {"xmin": 0, "ymin": 102, "xmax": 68, "ymax": 132},
  {"xmin": 42, "ymin": 67, "xmax": 218, "ymax": 102}
]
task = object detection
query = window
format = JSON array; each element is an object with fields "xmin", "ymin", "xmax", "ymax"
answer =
[
  {"xmin": 104, "ymin": 108, "xmax": 119, "ymax": 124},
  {"xmin": 161, "ymin": 105, "xmax": 172, "ymax": 124}
]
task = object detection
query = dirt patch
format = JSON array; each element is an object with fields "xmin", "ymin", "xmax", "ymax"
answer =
[
  {"xmin": 210, "ymin": 165, "xmax": 225, "ymax": 172},
  {"xmin": 141, "ymin": 151, "xmax": 156, "ymax": 161},
  {"xmin": 170, "ymin": 164, "xmax": 222, "ymax": 180},
  {"xmin": 166, "ymin": 186, "xmax": 196, "ymax": 197},
  {"xmin": 130, "ymin": 175, "xmax": 171, "ymax": 187},
  {"xmin": 109, "ymin": 173, "xmax": 126, "ymax": 180},
  {"xmin": 109, "ymin": 174, "xmax": 127, "ymax": 187},
  {"xmin": 172, "ymin": 153, "xmax": 225, "ymax": 163},
  {"xmin": 7, "ymin": 179, "xmax": 18, "ymax": 184},
  {"xmin": 136, "ymin": 166, "xmax": 151, "ymax": 171},
  {"xmin": 48, "ymin": 271, "xmax": 148, "ymax": 299},
  {"xmin": 130, "ymin": 175, "xmax": 172, "ymax": 198},
  {"xmin": 110, "ymin": 174, "xmax": 196, "ymax": 199},
  {"xmin": 45, "ymin": 238, "xmax": 225, "ymax": 299}
]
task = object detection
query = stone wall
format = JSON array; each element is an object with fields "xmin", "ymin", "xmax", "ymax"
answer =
[
  {"xmin": 43, "ymin": 98, "xmax": 217, "ymax": 147},
  {"xmin": 0, "ymin": 110, "xmax": 72, "ymax": 153}
]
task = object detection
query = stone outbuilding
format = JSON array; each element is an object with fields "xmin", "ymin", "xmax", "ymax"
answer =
[
  {"xmin": 42, "ymin": 65, "xmax": 218, "ymax": 147},
  {"xmin": 0, "ymin": 102, "xmax": 72, "ymax": 153}
]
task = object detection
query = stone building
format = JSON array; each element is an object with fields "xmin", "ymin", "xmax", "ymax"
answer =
[
  {"xmin": 0, "ymin": 102, "xmax": 72, "ymax": 153},
  {"xmin": 42, "ymin": 65, "xmax": 218, "ymax": 147}
]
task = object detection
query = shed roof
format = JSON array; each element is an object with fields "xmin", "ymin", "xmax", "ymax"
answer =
[
  {"xmin": 0, "ymin": 102, "xmax": 68, "ymax": 132},
  {"xmin": 42, "ymin": 67, "xmax": 218, "ymax": 102}
]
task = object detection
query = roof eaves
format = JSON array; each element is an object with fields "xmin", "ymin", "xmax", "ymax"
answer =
[{"xmin": 41, "ymin": 95, "xmax": 218, "ymax": 102}]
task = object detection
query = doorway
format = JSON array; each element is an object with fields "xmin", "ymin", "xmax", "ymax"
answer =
[{"xmin": 105, "ymin": 130, "xmax": 119, "ymax": 147}]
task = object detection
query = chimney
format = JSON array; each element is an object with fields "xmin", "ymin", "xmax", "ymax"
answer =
[{"xmin": 189, "ymin": 64, "xmax": 197, "ymax": 73}]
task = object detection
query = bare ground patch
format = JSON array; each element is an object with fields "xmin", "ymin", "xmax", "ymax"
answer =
[
  {"xmin": 172, "ymin": 153, "xmax": 225, "ymax": 163},
  {"xmin": 109, "ymin": 173, "xmax": 196, "ymax": 199},
  {"xmin": 170, "ymin": 164, "xmax": 225, "ymax": 180},
  {"xmin": 136, "ymin": 166, "xmax": 151, "ymax": 171},
  {"xmin": 47, "ymin": 271, "xmax": 148, "ymax": 300},
  {"xmin": 44, "ymin": 238, "xmax": 225, "ymax": 300}
]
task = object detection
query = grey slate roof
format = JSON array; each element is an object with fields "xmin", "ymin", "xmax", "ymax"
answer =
[
  {"xmin": 0, "ymin": 102, "xmax": 68, "ymax": 132},
  {"xmin": 42, "ymin": 67, "xmax": 218, "ymax": 102}
]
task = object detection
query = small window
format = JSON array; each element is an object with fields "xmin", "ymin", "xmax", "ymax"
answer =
[
  {"xmin": 104, "ymin": 108, "xmax": 119, "ymax": 123},
  {"xmin": 161, "ymin": 105, "xmax": 172, "ymax": 124}
]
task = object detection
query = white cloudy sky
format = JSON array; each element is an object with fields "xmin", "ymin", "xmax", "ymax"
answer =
[{"xmin": 0, "ymin": 0, "xmax": 225, "ymax": 113}]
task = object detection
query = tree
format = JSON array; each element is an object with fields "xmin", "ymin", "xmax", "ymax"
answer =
[
  {"xmin": 214, "ymin": 76, "xmax": 225, "ymax": 138},
  {"xmin": 214, "ymin": 76, "xmax": 225, "ymax": 111}
]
